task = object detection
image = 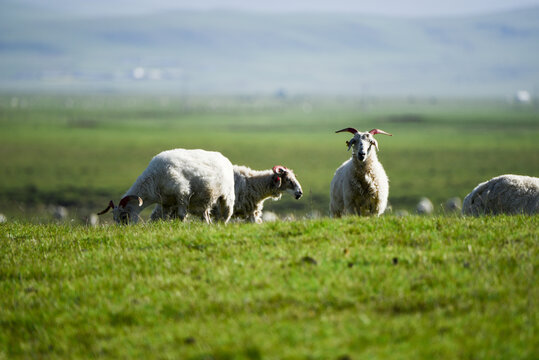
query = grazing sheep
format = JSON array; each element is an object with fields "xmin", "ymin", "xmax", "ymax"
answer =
[
  {"xmin": 52, "ymin": 206, "xmax": 68, "ymax": 221},
  {"xmin": 395, "ymin": 209, "xmax": 409, "ymax": 217},
  {"xmin": 226, "ymin": 165, "xmax": 303, "ymax": 223},
  {"xmin": 462, "ymin": 174, "xmax": 539, "ymax": 215},
  {"xmin": 416, "ymin": 197, "xmax": 434, "ymax": 215},
  {"xmin": 261, "ymin": 211, "xmax": 279, "ymax": 222},
  {"xmin": 84, "ymin": 213, "xmax": 99, "ymax": 227},
  {"xmin": 330, "ymin": 127, "xmax": 392, "ymax": 217},
  {"xmin": 98, "ymin": 149, "xmax": 235, "ymax": 224},
  {"xmin": 444, "ymin": 197, "xmax": 462, "ymax": 213}
]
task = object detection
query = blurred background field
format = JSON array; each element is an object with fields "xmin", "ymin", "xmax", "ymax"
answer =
[
  {"xmin": 1, "ymin": 0, "xmax": 539, "ymax": 223},
  {"xmin": 1, "ymin": 94, "xmax": 538, "ymax": 222}
]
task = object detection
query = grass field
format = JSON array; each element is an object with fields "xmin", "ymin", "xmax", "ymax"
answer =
[
  {"xmin": 1, "ymin": 216, "xmax": 537, "ymax": 359},
  {"xmin": 0, "ymin": 95, "xmax": 538, "ymax": 358},
  {"xmin": 0, "ymin": 94, "xmax": 538, "ymax": 221}
]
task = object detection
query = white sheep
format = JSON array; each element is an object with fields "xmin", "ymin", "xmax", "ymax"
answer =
[
  {"xmin": 416, "ymin": 197, "xmax": 434, "ymax": 215},
  {"xmin": 330, "ymin": 127, "xmax": 392, "ymax": 217},
  {"xmin": 97, "ymin": 149, "xmax": 235, "ymax": 224},
  {"xmin": 226, "ymin": 165, "xmax": 303, "ymax": 223},
  {"xmin": 462, "ymin": 174, "xmax": 539, "ymax": 215}
]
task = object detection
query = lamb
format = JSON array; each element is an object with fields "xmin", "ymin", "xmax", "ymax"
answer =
[
  {"xmin": 330, "ymin": 127, "xmax": 392, "ymax": 217},
  {"xmin": 97, "ymin": 149, "xmax": 235, "ymax": 224},
  {"xmin": 225, "ymin": 165, "xmax": 303, "ymax": 223},
  {"xmin": 462, "ymin": 174, "xmax": 539, "ymax": 216}
]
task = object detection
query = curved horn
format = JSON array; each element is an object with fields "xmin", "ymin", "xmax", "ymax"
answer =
[
  {"xmin": 369, "ymin": 129, "xmax": 392, "ymax": 136},
  {"xmin": 272, "ymin": 165, "xmax": 287, "ymax": 175},
  {"xmin": 97, "ymin": 200, "xmax": 115, "ymax": 215},
  {"xmin": 335, "ymin": 127, "xmax": 359, "ymax": 135},
  {"xmin": 119, "ymin": 195, "xmax": 143, "ymax": 208}
]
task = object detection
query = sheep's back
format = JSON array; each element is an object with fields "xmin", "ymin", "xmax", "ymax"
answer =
[
  {"xmin": 147, "ymin": 149, "xmax": 234, "ymax": 201},
  {"xmin": 462, "ymin": 174, "xmax": 539, "ymax": 215}
]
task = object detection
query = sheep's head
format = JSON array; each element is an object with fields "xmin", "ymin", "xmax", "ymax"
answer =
[
  {"xmin": 272, "ymin": 165, "xmax": 303, "ymax": 200},
  {"xmin": 97, "ymin": 195, "xmax": 143, "ymax": 224},
  {"xmin": 336, "ymin": 127, "xmax": 392, "ymax": 162}
]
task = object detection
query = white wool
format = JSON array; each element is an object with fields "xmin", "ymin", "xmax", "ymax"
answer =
[
  {"xmin": 462, "ymin": 174, "xmax": 539, "ymax": 215},
  {"xmin": 229, "ymin": 165, "xmax": 303, "ymax": 223},
  {"xmin": 101, "ymin": 149, "xmax": 235, "ymax": 224},
  {"xmin": 330, "ymin": 130, "xmax": 390, "ymax": 217}
]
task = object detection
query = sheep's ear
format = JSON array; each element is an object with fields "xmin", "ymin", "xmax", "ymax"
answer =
[
  {"xmin": 272, "ymin": 174, "xmax": 282, "ymax": 188},
  {"xmin": 346, "ymin": 139, "xmax": 356, "ymax": 151},
  {"xmin": 272, "ymin": 165, "xmax": 287, "ymax": 175},
  {"xmin": 370, "ymin": 139, "xmax": 379, "ymax": 151},
  {"xmin": 118, "ymin": 195, "xmax": 143, "ymax": 209}
]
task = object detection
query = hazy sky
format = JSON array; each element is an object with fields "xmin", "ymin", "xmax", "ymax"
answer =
[
  {"xmin": 148, "ymin": 0, "xmax": 539, "ymax": 16},
  {"xmin": 16, "ymin": 0, "xmax": 539, "ymax": 17}
]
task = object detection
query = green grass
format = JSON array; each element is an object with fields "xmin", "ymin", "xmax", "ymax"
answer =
[
  {"xmin": 1, "ymin": 98, "xmax": 537, "ymax": 358},
  {"xmin": 0, "ymin": 95, "xmax": 538, "ymax": 221},
  {"xmin": 1, "ymin": 216, "xmax": 537, "ymax": 359}
]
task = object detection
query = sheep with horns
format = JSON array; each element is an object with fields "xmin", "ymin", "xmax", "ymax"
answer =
[
  {"xmin": 330, "ymin": 127, "xmax": 392, "ymax": 217},
  {"xmin": 225, "ymin": 164, "xmax": 303, "ymax": 223},
  {"xmin": 97, "ymin": 149, "xmax": 235, "ymax": 224}
]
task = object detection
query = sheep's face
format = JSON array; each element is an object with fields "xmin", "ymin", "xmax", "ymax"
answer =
[
  {"xmin": 112, "ymin": 206, "xmax": 135, "ymax": 224},
  {"xmin": 272, "ymin": 166, "xmax": 303, "ymax": 200},
  {"xmin": 336, "ymin": 127, "xmax": 391, "ymax": 163},
  {"xmin": 97, "ymin": 195, "xmax": 143, "ymax": 224},
  {"xmin": 348, "ymin": 132, "xmax": 379, "ymax": 163}
]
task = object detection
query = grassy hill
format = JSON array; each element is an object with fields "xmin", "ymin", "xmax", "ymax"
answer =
[
  {"xmin": 1, "ymin": 216, "xmax": 537, "ymax": 359},
  {"xmin": 1, "ymin": 4, "xmax": 539, "ymax": 95}
]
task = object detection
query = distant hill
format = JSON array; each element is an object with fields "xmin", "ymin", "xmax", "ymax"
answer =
[{"xmin": 1, "ymin": 3, "xmax": 538, "ymax": 96}]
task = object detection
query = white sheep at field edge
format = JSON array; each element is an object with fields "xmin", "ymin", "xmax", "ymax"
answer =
[
  {"xmin": 227, "ymin": 165, "xmax": 303, "ymax": 223},
  {"xmin": 330, "ymin": 127, "xmax": 392, "ymax": 217},
  {"xmin": 97, "ymin": 148, "xmax": 235, "ymax": 224},
  {"xmin": 462, "ymin": 174, "xmax": 539, "ymax": 215}
]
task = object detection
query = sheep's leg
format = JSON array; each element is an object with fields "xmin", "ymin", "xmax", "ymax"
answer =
[
  {"xmin": 150, "ymin": 204, "xmax": 162, "ymax": 221},
  {"xmin": 152, "ymin": 204, "xmax": 187, "ymax": 221},
  {"xmin": 247, "ymin": 214, "xmax": 262, "ymax": 223},
  {"xmin": 343, "ymin": 198, "xmax": 358, "ymax": 216},
  {"xmin": 330, "ymin": 200, "xmax": 343, "ymax": 218},
  {"xmin": 330, "ymin": 206, "xmax": 343, "ymax": 217},
  {"xmin": 216, "ymin": 196, "xmax": 233, "ymax": 224},
  {"xmin": 248, "ymin": 209, "xmax": 263, "ymax": 224},
  {"xmin": 370, "ymin": 203, "xmax": 382, "ymax": 216},
  {"xmin": 150, "ymin": 204, "xmax": 170, "ymax": 221},
  {"xmin": 211, "ymin": 204, "xmax": 222, "ymax": 221},
  {"xmin": 201, "ymin": 208, "xmax": 212, "ymax": 224},
  {"xmin": 169, "ymin": 195, "xmax": 188, "ymax": 221},
  {"xmin": 173, "ymin": 207, "xmax": 187, "ymax": 221}
]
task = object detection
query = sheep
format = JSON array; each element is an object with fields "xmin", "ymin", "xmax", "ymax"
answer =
[
  {"xmin": 153, "ymin": 164, "xmax": 303, "ymax": 223},
  {"xmin": 416, "ymin": 197, "xmax": 434, "ymax": 215},
  {"xmin": 51, "ymin": 205, "xmax": 69, "ymax": 221},
  {"xmin": 97, "ymin": 149, "xmax": 235, "ymax": 224},
  {"xmin": 444, "ymin": 197, "xmax": 462, "ymax": 213},
  {"xmin": 462, "ymin": 174, "xmax": 539, "ymax": 216},
  {"xmin": 330, "ymin": 127, "xmax": 392, "ymax": 217},
  {"xmin": 224, "ymin": 165, "xmax": 303, "ymax": 223}
]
